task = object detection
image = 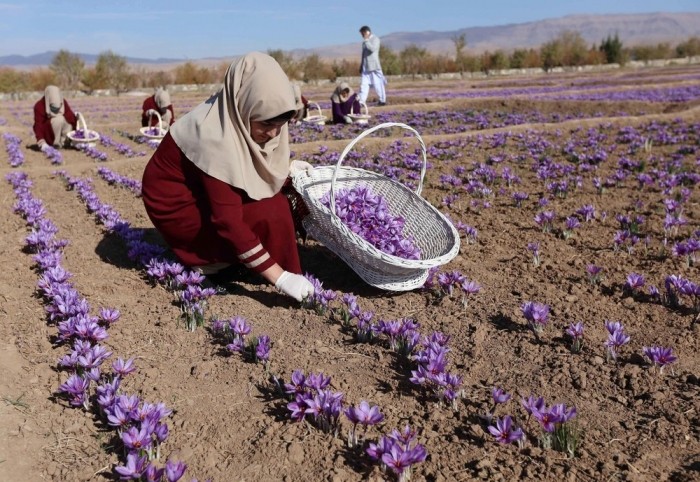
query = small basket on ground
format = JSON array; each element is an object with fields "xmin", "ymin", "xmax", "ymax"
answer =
[
  {"xmin": 347, "ymin": 102, "xmax": 371, "ymax": 125},
  {"xmin": 67, "ymin": 113, "xmax": 100, "ymax": 147},
  {"xmin": 301, "ymin": 102, "xmax": 327, "ymax": 126},
  {"xmin": 292, "ymin": 122, "xmax": 460, "ymax": 291},
  {"xmin": 139, "ymin": 111, "xmax": 167, "ymax": 143}
]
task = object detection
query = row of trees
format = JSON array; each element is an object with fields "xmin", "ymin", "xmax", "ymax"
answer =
[{"xmin": 1, "ymin": 33, "xmax": 699, "ymax": 94}]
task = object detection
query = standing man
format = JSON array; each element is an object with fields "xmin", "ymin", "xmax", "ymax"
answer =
[{"xmin": 358, "ymin": 25, "xmax": 387, "ymax": 106}]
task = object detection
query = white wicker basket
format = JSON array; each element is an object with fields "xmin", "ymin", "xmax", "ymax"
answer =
[
  {"xmin": 292, "ymin": 122, "xmax": 460, "ymax": 291},
  {"xmin": 67, "ymin": 113, "xmax": 100, "ymax": 146},
  {"xmin": 302, "ymin": 101, "xmax": 327, "ymax": 125},
  {"xmin": 347, "ymin": 102, "xmax": 370, "ymax": 125},
  {"xmin": 140, "ymin": 110, "xmax": 167, "ymax": 141}
]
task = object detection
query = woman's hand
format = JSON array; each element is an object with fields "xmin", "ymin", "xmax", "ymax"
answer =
[
  {"xmin": 275, "ymin": 271, "xmax": 315, "ymax": 301},
  {"xmin": 289, "ymin": 160, "xmax": 314, "ymax": 177}
]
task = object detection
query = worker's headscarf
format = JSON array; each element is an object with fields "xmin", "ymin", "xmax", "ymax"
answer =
[
  {"xmin": 331, "ymin": 82, "xmax": 354, "ymax": 103},
  {"xmin": 155, "ymin": 88, "xmax": 171, "ymax": 109},
  {"xmin": 44, "ymin": 85, "xmax": 64, "ymax": 117},
  {"xmin": 169, "ymin": 52, "xmax": 296, "ymax": 200}
]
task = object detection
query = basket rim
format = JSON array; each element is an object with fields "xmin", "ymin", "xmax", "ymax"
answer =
[
  {"xmin": 67, "ymin": 129, "xmax": 100, "ymax": 142},
  {"xmin": 294, "ymin": 164, "xmax": 460, "ymax": 269},
  {"xmin": 139, "ymin": 126, "xmax": 167, "ymax": 139}
]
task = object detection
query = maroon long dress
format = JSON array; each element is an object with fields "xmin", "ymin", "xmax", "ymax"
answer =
[
  {"xmin": 331, "ymin": 93, "xmax": 361, "ymax": 123},
  {"xmin": 32, "ymin": 97, "xmax": 77, "ymax": 146},
  {"xmin": 141, "ymin": 132, "xmax": 301, "ymax": 274},
  {"xmin": 141, "ymin": 95, "xmax": 176, "ymax": 127}
]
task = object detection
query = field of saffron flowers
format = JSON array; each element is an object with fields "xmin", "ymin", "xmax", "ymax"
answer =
[{"xmin": 1, "ymin": 63, "xmax": 699, "ymax": 482}]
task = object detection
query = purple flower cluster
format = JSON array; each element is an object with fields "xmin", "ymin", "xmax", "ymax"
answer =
[
  {"xmin": 42, "ymin": 145, "xmax": 64, "ymax": 165},
  {"xmin": 285, "ymin": 370, "xmax": 344, "ymax": 435},
  {"xmin": 345, "ymin": 400, "xmax": 385, "ymax": 447},
  {"xmin": 3, "ymin": 132, "xmax": 24, "ymax": 167},
  {"xmin": 77, "ymin": 143, "xmax": 108, "ymax": 161},
  {"xmin": 97, "ymin": 166, "xmax": 142, "ymax": 195},
  {"xmin": 522, "ymin": 396, "xmax": 577, "ymax": 433},
  {"xmin": 320, "ymin": 185, "xmax": 421, "ymax": 260},
  {"xmin": 410, "ymin": 332, "xmax": 463, "ymax": 408},
  {"xmin": 488, "ymin": 415, "xmax": 524, "ymax": 445},
  {"xmin": 366, "ymin": 424, "xmax": 428, "ymax": 481},
  {"xmin": 55, "ymin": 170, "xmax": 215, "ymax": 330},
  {"xmin": 565, "ymin": 322, "xmax": 585, "ymax": 353},
  {"xmin": 521, "ymin": 301, "xmax": 550, "ymax": 337},
  {"xmin": 604, "ymin": 320, "xmax": 630, "ymax": 361},
  {"xmin": 100, "ymin": 134, "xmax": 147, "ymax": 157},
  {"xmin": 210, "ymin": 316, "xmax": 271, "ymax": 364},
  {"xmin": 5, "ymin": 171, "xmax": 189, "ymax": 482},
  {"xmin": 642, "ymin": 346, "xmax": 678, "ymax": 373}
]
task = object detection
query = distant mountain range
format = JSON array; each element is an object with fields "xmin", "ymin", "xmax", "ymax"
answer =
[{"xmin": 2, "ymin": 12, "xmax": 699, "ymax": 68}]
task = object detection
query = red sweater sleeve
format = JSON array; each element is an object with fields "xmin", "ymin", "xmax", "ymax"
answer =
[
  {"xmin": 198, "ymin": 172, "xmax": 275, "ymax": 273},
  {"xmin": 33, "ymin": 99, "xmax": 47, "ymax": 142},
  {"xmin": 63, "ymin": 101, "xmax": 77, "ymax": 129}
]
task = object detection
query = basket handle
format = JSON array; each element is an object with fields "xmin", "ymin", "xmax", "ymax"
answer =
[
  {"xmin": 329, "ymin": 122, "xmax": 427, "ymax": 217},
  {"xmin": 150, "ymin": 110, "xmax": 163, "ymax": 130},
  {"xmin": 360, "ymin": 102, "xmax": 368, "ymax": 116},
  {"xmin": 306, "ymin": 101, "xmax": 322, "ymax": 119},
  {"xmin": 76, "ymin": 112, "xmax": 88, "ymax": 132}
]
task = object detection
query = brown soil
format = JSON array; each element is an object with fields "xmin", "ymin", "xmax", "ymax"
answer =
[{"xmin": 0, "ymin": 65, "xmax": 699, "ymax": 482}]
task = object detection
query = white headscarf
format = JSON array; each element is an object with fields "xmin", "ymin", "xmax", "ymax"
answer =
[
  {"xmin": 44, "ymin": 85, "xmax": 64, "ymax": 117},
  {"xmin": 169, "ymin": 52, "xmax": 296, "ymax": 200},
  {"xmin": 155, "ymin": 88, "xmax": 171, "ymax": 109},
  {"xmin": 331, "ymin": 82, "xmax": 353, "ymax": 103}
]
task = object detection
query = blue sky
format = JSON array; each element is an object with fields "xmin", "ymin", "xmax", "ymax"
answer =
[{"xmin": 0, "ymin": 0, "xmax": 697, "ymax": 59}]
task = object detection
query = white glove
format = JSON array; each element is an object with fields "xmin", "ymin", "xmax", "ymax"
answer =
[
  {"xmin": 37, "ymin": 139, "xmax": 48, "ymax": 150},
  {"xmin": 145, "ymin": 109, "xmax": 156, "ymax": 117},
  {"xmin": 275, "ymin": 271, "xmax": 315, "ymax": 301},
  {"xmin": 289, "ymin": 160, "xmax": 313, "ymax": 177},
  {"xmin": 343, "ymin": 115, "xmax": 352, "ymax": 124}
]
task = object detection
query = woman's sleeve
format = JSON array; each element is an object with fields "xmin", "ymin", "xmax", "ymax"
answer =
[
  {"xmin": 32, "ymin": 101, "xmax": 45, "ymax": 142},
  {"xmin": 199, "ymin": 173, "xmax": 275, "ymax": 273}
]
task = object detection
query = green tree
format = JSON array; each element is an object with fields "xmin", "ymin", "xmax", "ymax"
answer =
[
  {"xmin": 600, "ymin": 33, "xmax": 625, "ymax": 64},
  {"xmin": 300, "ymin": 54, "xmax": 331, "ymax": 82},
  {"xmin": 50, "ymin": 49, "xmax": 84, "ymax": 89},
  {"xmin": 0, "ymin": 67, "xmax": 26, "ymax": 93},
  {"xmin": 540, "ymin": 30, "xmax": 589, "ymax": 70},
  {"xmin": 676, "ymin": 36, "xmax": 700, "ymax": 57},
  {"xmin": 379, "ymin": 46, "xmax": 400, "ymax": 75},
  {"xmin": 267, "ymin": 49, "xmax": 300, "ymax": 80},
  {"xmin": 452, "ymin": 33, "xmax": 467, "ymax": 71},
  {"xmin": 400, "ymin": 44, "xmax": 429, "ymax": 77},
  {"xmin": 85, "ymin": 50, "xmax": 132, "ymax": 92}
]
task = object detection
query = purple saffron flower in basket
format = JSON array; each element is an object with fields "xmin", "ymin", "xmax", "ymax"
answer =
[
  {"xmin": 642, "ymin": 346, "xmax": 677, "ymax": 373},
  {"xmin": 488, "ymin": 415, "xmax": 524, "ymax": 444}
]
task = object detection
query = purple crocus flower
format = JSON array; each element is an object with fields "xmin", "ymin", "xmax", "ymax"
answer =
[
  {"xmin": 112, "ymin": 357, "xmax": 136, "ymax": 377},
  {"xmin": 491, "ymin": 386, "xmax": 511, "ymax": 405},
  {"xmin": 121, "ymin": 425, "xmax": 153, "ymax": 452},
  {"xmin": 344, "ymin": 400, "xmax": 385, "ymax": 426},
  {"xmin": 114, "ymin": 453, "xmax": 148, "ymax": 480},
  {"xmin": 521, "ymin": 395, "xmax": 545, "ymax": 417},
  {"xmin": 624, "ymin": 272, "xmax": 646, "ymax": 292},
  {"xmin": 381, "ymin": 443, "xmax": 428, "ymax": 478},
  {"xmin": 565, "ymin": 322, "xmax": 585, "ymax": 352},
  {"xmin": 254, "ymin": 335, "xmax": 271, "ymax": 362},
  {"xmin": 488, "ymin": 415, "xmax": 524, "ymax": 444},
  {"xmin": 642, "ymin": 346, "xmax": 678, "ymax": 372},
  {"xmin": 521, "ymin": 301, "xmax": 550, "ymax": 335},
  {"xmin": 164, "ymin": 460, "xmax": 188, "ymax": 482}
]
